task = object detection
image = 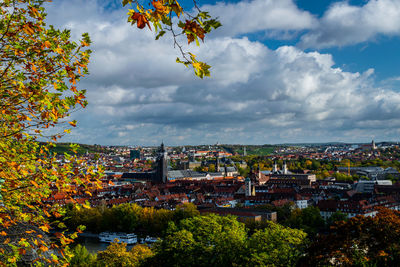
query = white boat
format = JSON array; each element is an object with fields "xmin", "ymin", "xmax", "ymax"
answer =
[
  {"xmin": 99, "ymin": 232, "xmax": 138, "ymax": 244},
  {"xmin": 143, "ymin": 236, "xmax": 158, "ymax": 243}
]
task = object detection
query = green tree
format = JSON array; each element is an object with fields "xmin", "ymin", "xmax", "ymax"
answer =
[
  {"xmin": 153, "ymin": 214, "xmax": 247, "ymax": 266},
  {"xmin": 245, "ymin": 221, "xmax": 307, "ymax": 266},
  {"xmin": 286, "ymin": 206, "xmax": 325, "ymax": 236},
  {"xmin": 112, "ymin": 203, "xmax": 140, "ymax": 233},
  {"xmin": 70, "ymin": 244, "xmax": 96, "ymax": 267},
  {"xmin": 173, "ymin": 202, "xmax": 200, "ymax": 222},
  {"xmin": 208, "ymin": 163, "xmax": 216, "ymax": 172},
  {"xmin": 96, "ymin": 242, "xmax": 136, "ymax": 267},
  {"xmin": 96, "ymin": 243, "xmax": 154, "ymax": 267},
  {"xmin": 326, "ymin": 211, "xmax": 348, "ymax": 227}
]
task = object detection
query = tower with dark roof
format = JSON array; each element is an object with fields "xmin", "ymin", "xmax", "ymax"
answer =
[
  {"xmin": 216, "ymin": 156, "xmax": 220, "ymax": 172},
  {"xmin": 155, "ymin": 142, "xmax": 168, "ymax": 183}
]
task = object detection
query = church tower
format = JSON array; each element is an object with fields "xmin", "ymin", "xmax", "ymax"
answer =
[
  {"xmin": 245, "ymin": 177, "xmax": 252, "ymax": 197},
  {"xmin": 155, "ymin": 142, "xmax": 168, "ymax": 183},
  {"xmin": 215, "ymin": 156, "xmax": 220, "ymax": 172},
  {"xmin": 273, "ymin": 161, "xmax": 278, "ymax": 173},
  {"xmin": 283, "ymin": 161, "xmax": 288, "ymax": 174}
]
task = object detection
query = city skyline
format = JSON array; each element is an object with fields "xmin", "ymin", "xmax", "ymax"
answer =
[{"xmin": 44, "ymin": 0, "xmax": 400, "ymax": 146}]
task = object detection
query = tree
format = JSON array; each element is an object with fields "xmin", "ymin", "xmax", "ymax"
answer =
[
  {"xmin": 69, "ymin": 244, "xmax": 96, "ymax": 267},
  {"xmin": 208, "ymin": 163, "xmax": 216, "ymax": 172},
  {"xmin": 96, "ymin": 242, "xmax": 153, "ymax": 267},
  {"xmin": 152, "ymin": 214, "xmax": 307, "ymax": 267},
  {"xmin": 173, "ymin": 202, "xmax": 199, "ymax": 222},
  {"xmin": 285, "ymin": 206, "xmax": 325, "ymax": 236},
  {"xmin": 1, "ymin": 0, "xmax": 218, "ymax": 264},
  {"xmin": 304, "ymin": 208, "xmax": 400, "ymax": 266},
  {"xmin": 123, "ymin": 0, "xmax": 221, "ymax": 78},
  {"xmin": 0, "ymin": 0, "xmax": 100, "ymax": 264},
  {"xmin": 129, "ymin": 244, "xmax": 154, "ymax": 266},
  {"xmin": 96, "ymin": 242, "xmax": 136, "ymax": 267},
  {"xmin": 245, "ymin": 221, "xmax": 307, "ymax": 266},
  {"xmin": 326, "ymin": 211, "xmax": 348, "ymax": 227},
  {"xmin": 153, "ymin": 214, "xmax": 247, "ymax": 266}
]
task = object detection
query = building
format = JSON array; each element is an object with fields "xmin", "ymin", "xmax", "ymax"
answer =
[
  {"xmin": 129, "ymin": 149, "xmax": 141, "ymax": 160},
  {"xmin": 121, "ymin": 142, "xmax": 168, "ymax": 183}
]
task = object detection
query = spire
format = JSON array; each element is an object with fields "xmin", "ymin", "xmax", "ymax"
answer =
[
  {"xmin": 160, "ymin": 141, "xmax": 165, "ymax": 153},
  {"xmin": 273, "ymin": 161, "xmax": 278, "ymax": 173},
  {"xmin": 372, "ymin": 140, "xmax": 376, "ymax": 150},
  {"xmin": 283, "ymin": 161, "xmax": 288, "ymax": 174}
]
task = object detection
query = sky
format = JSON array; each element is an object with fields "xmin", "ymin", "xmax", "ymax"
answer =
[{"xmin": 44, "ymin": 0, "xmax": 400, "ymax": 146}]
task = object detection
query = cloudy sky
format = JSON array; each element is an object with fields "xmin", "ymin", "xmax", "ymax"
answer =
[{"xmin": 45, "ymin": 0, "xmax": 400, "ymax": 145}]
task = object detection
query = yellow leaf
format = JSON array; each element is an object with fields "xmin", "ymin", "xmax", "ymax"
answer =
[{"xmin": 39, "ymin": 225, "xmax": 49, "ymax": 233}]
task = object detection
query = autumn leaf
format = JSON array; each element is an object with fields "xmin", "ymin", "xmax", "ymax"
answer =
[
  {"xmin": 39, "ymin": 225, "xmax": 49, "ymax": 233},
  {"xmin": 30, "ymin": 180, "xmax": 39, "ymax": 188},
  {"xmin": 152, "ymin": 0, "xmax": 169, "ymax": 14},
  {"xmin": 171, "ymin": 1, "xmax": 183, "ymax": 17},
  {"xmin": 131, "ymin": 12, "xmax": 151, "ymax": 29},
  {"xmin": 44, "ymin": 41, "xmax": 52, "ymax": 48},
  {"xmin": 183, "ymin": 20, "xmax": 205, "ymax": 44}
]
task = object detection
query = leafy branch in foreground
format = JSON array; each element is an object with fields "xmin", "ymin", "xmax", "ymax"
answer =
[
  {"xmin": 0, "ymin": 0, "xmax": 101, "ymax": 264},
  {"xmin": 123, "ymin": 0, "xmax": 221, "ymax": 78}
]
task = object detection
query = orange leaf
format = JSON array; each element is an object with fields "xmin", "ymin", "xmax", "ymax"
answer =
[
  {"xmin": 44, "ymin": 41, "xmax": 51, "ymax": 48},
  {"xmin": 30, "ymin": 180, "xmax": 39, "ymax": 187},
  {"xmin": 131, "ymin": 12, "xmax": 151, "ymax": 30}
]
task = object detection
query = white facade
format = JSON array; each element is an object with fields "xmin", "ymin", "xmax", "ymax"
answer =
[{"xmin": 295, "ymin": 199, "xmax": 308, "ymax": 209}]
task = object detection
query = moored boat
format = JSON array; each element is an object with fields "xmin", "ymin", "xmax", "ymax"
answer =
[{"xmin": 99, "ymin": 232, "xmax": 138, "ymax": 244}]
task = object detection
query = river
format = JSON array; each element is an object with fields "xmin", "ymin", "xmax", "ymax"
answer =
[{"xmin": 75, "ymin": 236, "xmax": 135, "ymax": 254}]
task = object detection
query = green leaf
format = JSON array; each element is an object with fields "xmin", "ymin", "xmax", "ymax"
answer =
[{"xmin": 155, "ymin": 30, "xmax": 166, "ymax": 40}]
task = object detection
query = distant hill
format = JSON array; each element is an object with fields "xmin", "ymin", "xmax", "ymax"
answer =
[
  {"xmin": 41, "ymin": 142, "xmax": 109, "ymax": 155},
  {"xmin": 221, "ymin": 145, "xmax": 276, "ymax": 156}
]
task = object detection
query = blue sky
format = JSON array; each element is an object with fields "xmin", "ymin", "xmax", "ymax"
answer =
[{"xmin": 44, "ymin": 0, "xmax": 400, "ymax": 145}]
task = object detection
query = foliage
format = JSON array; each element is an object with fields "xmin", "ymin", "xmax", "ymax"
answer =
[
  {"xmin": 69, "ymin": 244, "xmax": 96, "ymax": 267},
  {"xmin": 66, "ymin": 203, "xmax": 199, "ymax": 237},
  {"xmin": 122, "ymin": 0, "xmax": 221, "ymax": 78},
  {"xmin": 152, "ymin": 213, "xmax": 307, "ymax": 267},
  {"xmin": 285, "ymin": 206, "xmax": 325, "ymax": 237},
  {"xmin": 245, "ymin": 221, "xmax": 307, "ymax": 267},
  {"xmin": 152, "ymin": 214, "xmax": 247, "ymax": 266},
  {"xmin": 96, "ymin": 242, "xmax": 153, "ymax": 267},
  {"xmin": 326, "ymin": 211, "xmax": 348, "ymax": 227},
  {"xmin": 304, "ymin": 208, "xmax": 400, "ymax": 266},
  {"xmin": 46, "ymin": 142, "xmax": 109, "ymax": 155},
  {"xmin": 0, "ymin": 0, "xmax": 100, "ymax": 264}
]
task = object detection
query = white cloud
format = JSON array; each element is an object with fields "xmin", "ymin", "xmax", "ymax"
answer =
[
  {"xmin": 43, "ymin": 0, "xmax": 400, "ymax": 145},
  {"xmin": 300, "ymin": 0, "xmax": 400, "ymax": 48},
  {"xmin": 203, "ymin": 0, "xmax": 316, "ymax": 37}
]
